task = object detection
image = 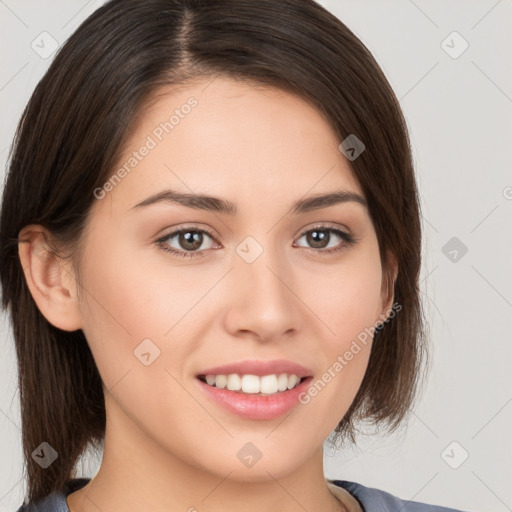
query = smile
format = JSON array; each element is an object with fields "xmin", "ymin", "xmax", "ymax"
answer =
[
  {"xmin": 197, "ymin": 373, "xmax": 305, "ymax": 395},
  {"xmin": 196, "ymin": 374, "xmax": 313, "ymax": 421}
]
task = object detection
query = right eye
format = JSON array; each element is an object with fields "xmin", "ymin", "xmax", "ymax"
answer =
[{"xmin": 155, "ymin": 226, "xmax": 220, "ymax": 259}]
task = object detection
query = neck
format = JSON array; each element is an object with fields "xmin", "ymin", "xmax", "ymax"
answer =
[{"xmin": 67, "ymin": 398, "xmax": 348, "ymax": 512}]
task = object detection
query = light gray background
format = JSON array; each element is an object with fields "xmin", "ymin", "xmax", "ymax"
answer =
[{"xmin": 1, "ymin": 1, "xmax": 511, "ymax": 511}]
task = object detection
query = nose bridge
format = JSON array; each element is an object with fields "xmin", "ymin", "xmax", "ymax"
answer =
[{"xmin": 227, "ymin": 234, "xmax": 300, "ymax": 338}]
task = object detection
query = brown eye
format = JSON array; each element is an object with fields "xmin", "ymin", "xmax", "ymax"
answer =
[
  {"xmin": 294, "ymin": 225, "xmax": 355, "ymax": 254},
  {"xmin": 156, "ymin": 227, "xmax": 218, "ymax": 258},
  {"xmin": 176, "ymin": 230, "xmax": 205, "ymax": 251},
  {"xmin": 304, "ymin": 229, "xmax": 331, "ymax": 249}
]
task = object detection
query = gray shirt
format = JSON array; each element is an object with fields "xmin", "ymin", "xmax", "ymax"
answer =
[{"xmin": 15, "ymin": 477, "xmax": 468, "ymax": 511}]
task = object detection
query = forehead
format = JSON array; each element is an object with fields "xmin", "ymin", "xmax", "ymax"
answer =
[{"xmin": 95, "ymin": 76, "xmax": 362, "ymax": 215}]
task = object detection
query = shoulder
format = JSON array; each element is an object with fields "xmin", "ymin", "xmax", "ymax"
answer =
[
  {"xmin": 328, "ymin": 479, "xmax": 469, "ymax": 512},
  {"xmin": 16, "ymin": 477, "xmax": 469, "ymax": 512},
  {"xmin": 14, "ymin": 478, "xmax": 90, "ymax": 512}
]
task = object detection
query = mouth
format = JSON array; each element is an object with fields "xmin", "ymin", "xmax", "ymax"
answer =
[
  {"xmin": 195, "ymin": 372, "xmax": 314, "ymax": 421},
  {"xmin": 196, "ymin": 373, "xmax": 309, "ymax": 396},
  {"xmin": 194, "ymin": 359, "xmax": 314, "ymax": 420}
]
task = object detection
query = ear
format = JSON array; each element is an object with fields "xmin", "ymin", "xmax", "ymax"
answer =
[
  {"xmin": 377, "ymin": 250, "xmax": 399, "ymax": 325},
  {"xmin": 17, "ymin": 225, "xmax": 83, "ymax": 331}
]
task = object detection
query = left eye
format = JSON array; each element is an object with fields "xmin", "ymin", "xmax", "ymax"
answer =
[{"xmin": 294, "ymin": 226, "xmax": 353, "ymax": 252}]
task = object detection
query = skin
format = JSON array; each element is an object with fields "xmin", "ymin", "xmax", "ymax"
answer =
[{"xmin": 19, "ymin": 76, "xmax": 397, "ymax": 512}]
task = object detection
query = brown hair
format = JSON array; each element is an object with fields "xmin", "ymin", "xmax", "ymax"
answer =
[{"xmin": 0, "ymin": 0, "xmax": 427, "ymax": 503}]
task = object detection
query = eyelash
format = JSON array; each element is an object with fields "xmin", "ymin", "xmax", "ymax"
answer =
[{"xmin": 155, "ymin": 224, "xmax": 356, "ymax": 259}]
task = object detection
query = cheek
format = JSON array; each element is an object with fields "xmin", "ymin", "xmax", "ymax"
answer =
[
  {"xmin": 306, "ymin": 250, "xmax": 384, "ymax": 348},
  {"xmin": 297, "ymin": 248, "xmax": 383, "ymax": 412},
  {"xmin": 76, "ymin": 232, "xmax": 221, "ymax": 387}
]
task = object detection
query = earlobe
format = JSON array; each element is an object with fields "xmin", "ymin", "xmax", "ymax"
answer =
[{"xmin": 17, "ymin": 225, "xmax": 83, "ymax": 332}]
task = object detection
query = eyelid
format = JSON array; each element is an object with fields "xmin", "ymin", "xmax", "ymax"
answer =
[
  {"xmin": 297, "ymin": 221, "xmax": 351, "ymax": 237},
  {"xmin": 156, "ymin": 223, "xmax": 219, "ymax": 242}
]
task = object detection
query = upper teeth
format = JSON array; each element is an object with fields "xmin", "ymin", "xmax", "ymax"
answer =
[{"xmin": 204, "ymin": 373, "xmax": 302, "ymax": 395}]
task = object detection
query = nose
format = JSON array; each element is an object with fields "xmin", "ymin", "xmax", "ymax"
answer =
[{"xmin": 223, "ymin": 242, "xmax": 303, "ymax": 342}]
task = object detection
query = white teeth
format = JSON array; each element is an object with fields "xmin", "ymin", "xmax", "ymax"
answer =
[
  {"xmin": 202, "ymin": 373, "xmax": 304, "ymax": 394},
  {"xmin": 260, "ymin": 374, "xmax": 278, "ymax": 394},
  {"xmin": 287, "ymin": 374, "xmax": 299, "ymax": 390},
  {"xmin": 214, "ymin": 375, "xmax": 227, "ymax": 389},
  {"xmin": 227, "ymin": 374, "xmax": 242, "ymax": 391},
  {"xmin": 277, "ymin": 373, "xmax": 288, "ymax": 391},
  {"xmin": 241, "ymin": 375, "xmax": 260, "ymax": 393}
]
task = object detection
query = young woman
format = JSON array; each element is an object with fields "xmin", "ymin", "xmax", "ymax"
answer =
[{"xmin": 0, "ymin": 1, "xmax": 467, "ymax": 511}]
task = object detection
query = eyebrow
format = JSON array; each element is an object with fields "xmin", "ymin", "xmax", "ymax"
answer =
[{"xmin": 130, "ymin": 188, "xmax": 367, "ymax": 215}]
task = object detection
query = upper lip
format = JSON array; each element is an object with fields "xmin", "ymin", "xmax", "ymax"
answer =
[{"xmin": 197, "ymin": 359, "xmax": 313, "ymax": 378}]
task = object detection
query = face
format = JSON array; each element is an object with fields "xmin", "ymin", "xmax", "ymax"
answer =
[{"xmin": 66, "ymin": 76, "xmax": 393, "ymax": 481}]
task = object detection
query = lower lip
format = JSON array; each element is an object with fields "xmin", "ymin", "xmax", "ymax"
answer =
[{"xmin": 196, "ymin": 377, "xmax": 313, "ymax": 421}]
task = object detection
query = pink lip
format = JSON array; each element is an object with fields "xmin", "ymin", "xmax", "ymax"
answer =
[
  {"xmin": 196, "ymin": 359, "xmax": 313, "ymax": 378},
  {"xmin": 195, "ymin": 376, "xmax": 313, "ymax": 421}
]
